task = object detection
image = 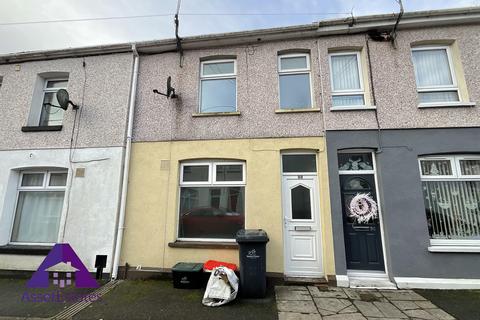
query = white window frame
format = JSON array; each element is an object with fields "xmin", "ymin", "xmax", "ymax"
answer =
[
  {"xmin": 456, "ymin": 155, "xmax": 480, "ymax": 178},
  {"xmin": 9, "ymin": 170, "xmax": 68, "ymax": 245},
  {"xmin": 199, "ymin": 59, "xmax": 237, "ymax": 113},
  {"xmin": 418, "ymin": 155, "xmax": 480, "ymax": 251},
  {"xmin": 411, "ymin": 46, "xmax": 460, "ymax": 106},
  {"xmin": 178, "ymin": 160, "xmax": 246, "ymax": 242},
  {"xmin": 180, "ymin": 162, "xmax": 212, "ymax": 185},
  {"xmin": 418, "ymin": 156, "xmax": 458, "ymax": 180},
  {"xmin": 39, "ymin": 78, "xmax": 68, "ymax": 126},
  {"xmin": 278, "ymin": 53, "xmax": 314, "ymax": 109},
  {"xmin": 337, "ymin": 149, "xmax": 376, "ymax": 175},
  {"xmin": 213, "ymin": 162, "xmax": 246, "ymax": 185},
  {"xmin": 328, "ymin": 51, "xmax": 365, "ymax": 107}
]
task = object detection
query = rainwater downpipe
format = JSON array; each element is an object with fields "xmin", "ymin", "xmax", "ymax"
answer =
[{"xmin": 112, "ymin": 44, "xmax": 139, "ymax": 279}]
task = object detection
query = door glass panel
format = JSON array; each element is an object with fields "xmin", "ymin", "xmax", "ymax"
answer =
[
  {"xmin": 282, "ymin": 154, "xmax": 316, "ymax": 173},
  {"xmin": 344, "ymin": 177, "xmax": 371, "ymax": 191},
  {"xmin": 338, "ymin": 153, "xmax": 373, "ymax": 171},
  {"xmin": 291, "ymin": 185, "xmax": 312, "ymax": 220}
]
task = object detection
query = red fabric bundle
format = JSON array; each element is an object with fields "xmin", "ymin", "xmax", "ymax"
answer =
[{"xmin": 203, "ymin": 260, "xmax": 238, "ymax": 272}]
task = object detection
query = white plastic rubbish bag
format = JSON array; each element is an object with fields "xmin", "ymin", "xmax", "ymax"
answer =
[{"xmin": 202, "ymin": 266, "xmax": 239, "ymax": 307}]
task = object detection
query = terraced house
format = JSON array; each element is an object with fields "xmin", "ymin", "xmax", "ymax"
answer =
[
  {"xmin": 0, "ymin": 6, "xmax": 479, "ymax": 290},
  {"xmin": 0, "ymin": 48, "xmax": 135, "ymax": 276}
]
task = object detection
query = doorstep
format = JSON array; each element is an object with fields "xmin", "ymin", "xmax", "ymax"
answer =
[{"xmin": 344, "ymin": 270, "xmax": 397, "ymax": 290}]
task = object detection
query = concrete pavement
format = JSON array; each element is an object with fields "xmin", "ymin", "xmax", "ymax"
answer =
[{"xmin": 275, "ymin": 285, "xmax": 456, "ymax": 320}]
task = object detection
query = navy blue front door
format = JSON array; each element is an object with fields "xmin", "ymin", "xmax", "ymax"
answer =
[{"xmin": 340, "ymin": 174, "xmax": 384, "ymax": 271}]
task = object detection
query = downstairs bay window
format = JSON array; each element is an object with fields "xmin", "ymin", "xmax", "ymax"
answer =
[
  {"xmin": 178, "ymin": 161, "xmax": 245, "ymax": 241},
  {"xmin": 11, "ymin": 170, "xmax": 67, "ymax": 244},
  {"xmin": 419, "ymin": 156, "xmax": 480, "ymax": 252}
]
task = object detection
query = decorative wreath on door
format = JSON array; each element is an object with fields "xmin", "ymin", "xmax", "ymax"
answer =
[{"xmin": 348, "ymin": 193, "xmax": 378, "ymax": 224}]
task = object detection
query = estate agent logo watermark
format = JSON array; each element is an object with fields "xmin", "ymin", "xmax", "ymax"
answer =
[{"xmin": 22, "ymin": 243, "xmax": 100, "ymax": 303}]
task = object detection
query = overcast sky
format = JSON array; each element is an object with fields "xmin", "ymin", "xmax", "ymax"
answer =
[{"xmin": 0, "ymin": 0, "xmax": 479, "ymax": 54}]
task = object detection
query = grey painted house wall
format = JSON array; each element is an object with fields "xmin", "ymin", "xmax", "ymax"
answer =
[
  {"xmin": 327, "ymin": 128, "xmax": 480, "ymax": 279},
  {"xmin": 321, "ymin": 20, "xmax": 480, "ymax": 282}
]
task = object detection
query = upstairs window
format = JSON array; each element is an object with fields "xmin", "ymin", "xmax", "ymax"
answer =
[
  {"xmin": 25, "ymin": 73, "xmax": 69, "ymax": 129},
  {"xmin": 329, "ymin": 52, "xmax": 365, "ymax": 107},
  {"xmin": 411, "ymin": 46, "xmax": 459, "ymax": 105},
  {"xmin": 40, "ymin": 79, "xmax": 68, "ymax": 126},
  {"xmin": 278, "ymin": 53, "xmax": 312, "ymax": 109},
  {"xmin": 199, "ymin": 60, "xmax": 236, "ymax": 113},
  {"xmin": 11, "ymin": 170, "xmax": 67, "ymax": 244},
  {"xmin": 178, "ymin": 161, "xmax": 245, "ymax": 240},
  {"xmin": 419, "ymin": 155, "xmax": 480, "ymax": 242}
]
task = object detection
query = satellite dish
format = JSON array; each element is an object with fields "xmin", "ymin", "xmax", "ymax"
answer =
[
  {"xmin": 153, "ymin": 76, "xmax": 177, "ymax": 99},
  {"xmin": 56, "ymin": 89, "xmax": 70, "ymax": 110},
  {"xmin": 43, "ymin": 89, "xmax": 79, "ymax": 111}
]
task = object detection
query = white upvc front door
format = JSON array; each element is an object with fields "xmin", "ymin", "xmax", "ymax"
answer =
[{"xmin": 282, "ymin": 174, "xmax": 323, "ymax": 277}]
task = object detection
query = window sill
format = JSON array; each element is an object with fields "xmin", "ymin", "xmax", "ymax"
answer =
[
  {"xmin": 0, "ymin": 245, "xmax": 53, "ymax": 255},
  {"xmin": 21, "ymin": 125, "xmax": 63, "ymax": 132},
  {"xmin": 168, "ymin": 241, "xmax": 239, "ymax": 249},
  {"xmin": 428, "ymin": 246, "xmax": 480, "ymax": 253},
  {"xmin": 275, "ymin": 108, "xmax": 321, "ymax": 114},
  {"xmin": 418, "ymin": 101, "xmax": 476, "ymax": 109},
  {"xmin": 428, "ymin": 240, "xmax": 480, "ymax": 252},
  {"xmin": 192, "ymin": 112, "xmax": 240, "ymax": 117},
  {"xmin": 330, "ymin": 105, "xmax": 376, "ymax": 111}
]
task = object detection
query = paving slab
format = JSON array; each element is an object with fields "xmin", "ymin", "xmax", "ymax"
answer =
[
  {"xmin": 404, "ymin": 309, "xmax": 437, "ymax": 319},
  {"xmin": 344, "ymin": 288, "xmax": 386, "ymax": 301},
  {"xmin": 374, "ymin": 301, "xmax": 408, "ymax": 318},
  {"xmin": 276, "ymin": 287, "xmax": 312, "ymax": 301},
  {"xmin": 381, "ymin": 291, "xmax": 427, "ymax": 301},
  {"xmin": 277, "ymin": 300, "xmax": 318, "ymax": 314},
  {"xmin": 338, "ymin": 305, "xmax": 358, "ymax": 314},
  {"xmin": 391, "ymin": 300, "xmax": 420, "ymax": 311},
  {"xmin": 353, "ymin": 301, "xmax": 384, "ymax": 317},
  {"xmin": 323, "ymin": 313, "xmax": 366, "ymax": 320},
  {"xmin": 366, "ymin": 318, "xmax": 406, "ymax": 320},
  {"xmin": 415, "ymin": 301, "xmax": 437, "ymax": 309},
  {"xmin": 425, "ymin": 308, "xmax": 455, "ymax": 320},
  {"xmin": 277, "ymin": 285, "xmax": 309, "ymax": 291},
  {"xmin": 276, "ymin": 285, "xmax": 468, "ymax": 320},
  {"xmin": 314, "ymin": 298, "xmax": 355, "ymax": 316},
  {"xmin": 309, "ymin": 286, "xmax": 348, "ymax": 299},
  {"xmin": 278, "ymin": 312, "xmax": 322, "ymax": 320}
]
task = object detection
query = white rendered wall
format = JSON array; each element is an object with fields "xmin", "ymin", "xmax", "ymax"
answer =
[{"xmin": 0, "ymin": 147, "xmax": 123, "ymax": 272}]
